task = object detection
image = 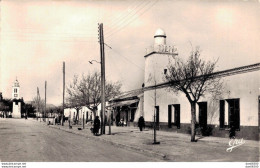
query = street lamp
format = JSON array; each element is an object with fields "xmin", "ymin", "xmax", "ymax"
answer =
[
  {"xmin": 89, "ymin": 60, "xmax": 101, "ymax": 64},
  {"xmin": 88, "ymin": 59, "xmax": 106, "ymax": 135}
]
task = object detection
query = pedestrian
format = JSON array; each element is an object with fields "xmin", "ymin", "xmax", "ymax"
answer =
[
  {"xmin": 93, "ymin": 116, "xmax": 100, "ymax": 136},
  {"xmin": 138, "ymin": 115, "xmax": 145, "ymax": 131},
  {"xmin": 229, "ymin": 124, "xmax": 236, "ymax": 139},
  {"xmin": 120, "ymin": 118, "xmax": 124, "ymax": 127}
]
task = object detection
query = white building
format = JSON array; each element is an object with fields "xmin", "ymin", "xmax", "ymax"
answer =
[
  {"xmin": 110, "ymin": 28, "xmax": 260, "ymax": 141},
  {"xmin": 142, "ymin": 29, "xmax": 259, "ymax": 140},
  {"xmin": 12, "ymin": 78, "xmax": 22, "ymax": 118}
]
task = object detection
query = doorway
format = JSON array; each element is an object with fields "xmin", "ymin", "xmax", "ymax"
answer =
[
  {"xmin": 227, "ymin": 99, "xmax": 240, "ymax": 130},
  {"xmin": 198, "ymin": 102, "xmax": 207, "ymax": 130},
  {"xmin": 173, "ymin": 104, "xmax": 180, "ymax": 129}
]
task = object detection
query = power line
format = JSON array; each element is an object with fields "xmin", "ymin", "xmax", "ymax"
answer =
[
  {"xmin": 106, "ymin": 0, "xmax": 147, "ymax": 32},
  {"xmin": 110, "ymin": 48, "xmax": 144, "ymax": 71},
  {"xmin": 2, "ymin": 30, "xmax": 97, "ymax": 37},
  {"xmin": 105, "ymin": 0, "xmax": 152, "ymax": 36},
  {"xmin": 105, "ymin": 0, "xmax": 158, "ymax": 39},
  {"xmin": 1, "ymin": 32, "xmax": 97, "ymax": 39},
  {"xmin": 105, "ymin": 0, "xmax": 140, "ymax": 32}
]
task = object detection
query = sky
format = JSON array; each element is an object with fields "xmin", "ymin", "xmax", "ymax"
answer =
[{"xmin": 0, "ymin": 0, "xmax": 259, "ymax": 105}]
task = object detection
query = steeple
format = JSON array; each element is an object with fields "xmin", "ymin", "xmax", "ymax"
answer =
[{"xmin": 12, "ymin": 78, "xmax": 20, "ymax": 99}]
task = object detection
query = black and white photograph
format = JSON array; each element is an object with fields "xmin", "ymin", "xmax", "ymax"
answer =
[{"xmin": 0, "ymin": 0, "xmax": 259, "ymax": 168}]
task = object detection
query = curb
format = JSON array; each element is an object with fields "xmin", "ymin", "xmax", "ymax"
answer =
[{"xmin": 48, "ymin": 125, "xmax": 167, "ymax": 160}]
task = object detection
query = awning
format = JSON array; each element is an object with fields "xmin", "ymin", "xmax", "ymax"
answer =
[{"xmin": 108, "ymin": 99, "xmax": 139, "ymax": 107}]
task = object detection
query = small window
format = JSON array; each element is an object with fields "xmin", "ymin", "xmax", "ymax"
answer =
[{"xmin": 164, "ymin": 69, "xmax": 167, "ymax": 74}]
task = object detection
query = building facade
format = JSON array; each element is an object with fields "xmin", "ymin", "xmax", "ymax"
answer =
[{"xmin": 142, "ymin": 29, "xmax": 259, "ymax": 140}]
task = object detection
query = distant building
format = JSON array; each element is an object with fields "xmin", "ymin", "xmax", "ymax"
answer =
[{"xmin": 12, "ymin": 78, "xmax": 22, "ymax": 118}]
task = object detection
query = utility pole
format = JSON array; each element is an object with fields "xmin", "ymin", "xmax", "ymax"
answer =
[
  {"xmin": 153, "ymin": 80, "xmax": 160, "ymax": 145},
  {"xmin": 45, "ymin": 81, "xmax": 47, "ymax": 123},
  {"xmin": 62, "ymin": 62, "xmax": 65, "ymax": 126},
  {"xmin": 37, "ymin": 87, "xmax": 41, "ymax": 122},
  {"xmin": 37, "ymin": 87, "xmax": 39, "ymax": 120},
  {"xmin": 99, "ymin": 23, "xmax": 106, "ymax": 135}
]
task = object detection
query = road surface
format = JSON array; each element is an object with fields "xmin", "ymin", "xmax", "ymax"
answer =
[{"xmin": 0, "ymin": 118, "xmax": 161, "ymax": 162}]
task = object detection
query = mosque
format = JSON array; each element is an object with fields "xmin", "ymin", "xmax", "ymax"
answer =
[
  {"xmin": 109, "ymin": 28, "xmax": 260, "ymax": 140},
  {"xmin": 64, "ymin": 28, "xmax": 259, "ymax": 140}
]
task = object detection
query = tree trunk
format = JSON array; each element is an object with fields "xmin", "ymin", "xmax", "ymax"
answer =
[{"xmin": 190, "ymin": 101, "xmax": 196, "ymax": 142}]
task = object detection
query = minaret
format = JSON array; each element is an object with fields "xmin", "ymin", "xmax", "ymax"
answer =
[
  {"xmin": 12, "ymin": 78, "xmax": 21, "ymax": 118},
  {"xmin": 143, "ymin": 28, "xmax": 178, "ymax": 122}
]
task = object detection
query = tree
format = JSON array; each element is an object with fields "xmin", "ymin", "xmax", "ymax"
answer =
[
  {"xmin": 31, "ymin": 96, "xmax": 45, "ymax": 117},
  {"xmin": 66, "ymin": 75, "xmax": 83, "ymax": 124},
  {"xmin": 66, "ymin": 71, "xmax": 121, "ymax": 123},
  {"xmin": 0, "ymin": 98, "xmax": 12, "ymax": 118},
  {"xmin": 22, "ymin": 103, "xmax": 36, "ymax": 118},
  {"xmin": 164, "ymin": 47, "xmax": 222, "ymax": 142}
]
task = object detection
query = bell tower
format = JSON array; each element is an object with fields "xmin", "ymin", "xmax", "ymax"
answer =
[{"xmin": 12, "ymin": 78, "xmax": 21, "ymax": 118}]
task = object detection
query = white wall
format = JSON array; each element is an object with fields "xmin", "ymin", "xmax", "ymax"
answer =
[{"xmin": 143, "ymin": 69, "xmax": 260, "ymax": 126}]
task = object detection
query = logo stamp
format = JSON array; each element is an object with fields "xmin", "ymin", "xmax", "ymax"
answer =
[{"xmin": 226, "ymin": 138, "xmax": 245, "ymax": 152}]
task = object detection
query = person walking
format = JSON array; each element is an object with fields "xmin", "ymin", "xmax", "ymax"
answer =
[
  {"xmin": 93, "ymin": 116, "xmax": 100, "ymax": 136},
  {"xmin": 138, "ymin": 115, "xmax": 145, "ymax": 131}
]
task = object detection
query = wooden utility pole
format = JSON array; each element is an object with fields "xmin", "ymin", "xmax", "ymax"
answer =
[
  {"xmin": 45, "ymin": 81, "xmax": 47, "ymax": 123},
  {"xmin": 62, "ymin": 62, "xmax": 65, "ymax": 126},
  {"xmin": 99, "ymin": 23, "xmax": 106, "ymax": 135},
  {"xmin": 37, "ymin": 87, "xmax": 41, "ymax": 121}
]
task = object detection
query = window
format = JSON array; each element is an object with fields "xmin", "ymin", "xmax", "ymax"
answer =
[{"xmin": 164, "ymin": 69, "xmax": 167, "ymax": 74}]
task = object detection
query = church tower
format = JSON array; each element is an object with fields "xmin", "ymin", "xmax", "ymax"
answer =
[{"xmin": 12, "ymin": 78, "xmax": 22, "ymax": 118}]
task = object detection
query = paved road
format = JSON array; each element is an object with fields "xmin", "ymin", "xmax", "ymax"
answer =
[{"xmin": 0, "ymin": 118, "xmax": 161, "ymax": 162}]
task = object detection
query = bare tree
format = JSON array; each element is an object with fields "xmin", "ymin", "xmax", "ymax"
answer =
[
  {"xmin": 32, "ymin": 97, "xmax": 45, "ymax": 117},
  {"xmin": 66, "ymin": 75, "xmax": 83, "ymax": 124},
  {"xmin": 67, "ymin": 71, "xmax": 121, "ymax": 123},
  {"xmin": 164, "ymin": 47, "xmax": 222, "ymax": 142}
]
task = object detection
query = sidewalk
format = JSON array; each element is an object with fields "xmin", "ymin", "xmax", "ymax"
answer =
[{"xmin": 29, "ymin": 118, "xmax": 259, "ymax": 162}]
